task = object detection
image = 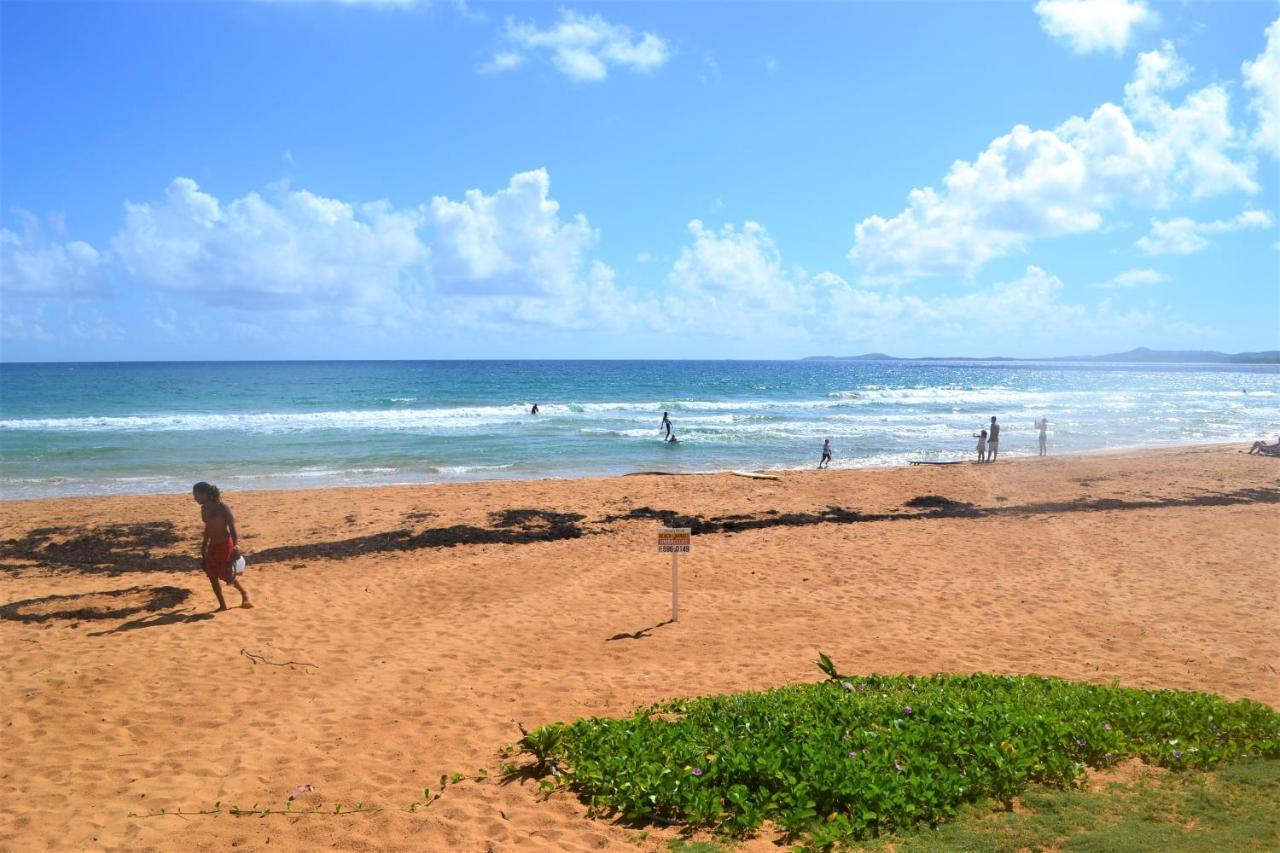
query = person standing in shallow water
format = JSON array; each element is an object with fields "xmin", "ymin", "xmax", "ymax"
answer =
[
  {"xmin": 661, "ymin": 411, "xmax": 672, "ymax": 439},
  {"xmin": 987, "ymin": 416, "xmax": 1000, "ymax": 461},
  {"xmin": 1036, "ymin": 417, "xmax": 1048, "ymax": 456},
  {"xmin": 193, "ymin": 482, "xmax": 252, "ymax": 611}
]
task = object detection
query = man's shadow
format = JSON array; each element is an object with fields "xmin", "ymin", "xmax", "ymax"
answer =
[
  {"xmin": 89, "ymin": 608, "xmax": 214, "ymax": 637},
  {"xmin": 606, "ymin": 619, "xmax": 674, "ymax": 641}
]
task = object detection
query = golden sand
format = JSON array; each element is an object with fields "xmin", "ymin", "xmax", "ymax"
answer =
[{"xmin": 1, "ymin": 444, "xmax": 1277, "ymax": 851}]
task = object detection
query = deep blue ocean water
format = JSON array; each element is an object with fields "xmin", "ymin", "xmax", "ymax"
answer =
[{"xmin": 1, "ymin": 360, "xmax": 1276, "ymax": 499}]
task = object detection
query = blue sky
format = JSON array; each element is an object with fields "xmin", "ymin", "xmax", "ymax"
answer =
[{"xmin": 2, "ymin": 0, "xmax": 1277, "ymax": 360}]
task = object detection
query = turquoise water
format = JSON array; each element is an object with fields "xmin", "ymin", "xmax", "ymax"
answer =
[{"xmin": 1, "ymin": 360, "xmax": 1276, "ymax": 499}]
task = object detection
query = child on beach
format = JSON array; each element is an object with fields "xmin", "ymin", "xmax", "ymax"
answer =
[
  {"xmin": 193, "ymin": 481, "xmax": 252, "ymax": 611},
  {"xmin": 974, "ymin": 429, "xmax": 988, "ymax": 462}
]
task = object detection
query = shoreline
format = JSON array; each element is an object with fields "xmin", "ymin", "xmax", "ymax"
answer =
[
  {"xmin": 0, "ymin": 438, "xmax": 1262, "ymax": 505},
  {"xmin": 2, "ymin": 442, "xmax": 1277, "ymax": 851}
]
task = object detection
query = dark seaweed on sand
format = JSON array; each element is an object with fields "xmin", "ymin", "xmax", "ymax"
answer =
[
  {"xmin": 0, "ymin": 522, "xmax": 189, "ymax": 576},
  {"xmin": 250, "ymin": 508, "xmax": 587, "ymax": 564},
  {"xmin": 0, "ymin": 585, "xmax": 192, "ymax": 623}
]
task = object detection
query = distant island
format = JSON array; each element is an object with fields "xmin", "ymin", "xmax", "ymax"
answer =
[{"xmin": 803, "ymin": 347, "xmax": 1280, "ymax": 365}]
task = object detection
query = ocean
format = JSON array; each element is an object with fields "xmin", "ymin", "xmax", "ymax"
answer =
[{"xmin": 1, "ymin": 360, "xmax": 1275, "ymax": 500}]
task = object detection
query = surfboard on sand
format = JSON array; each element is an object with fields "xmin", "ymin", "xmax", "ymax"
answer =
[{"xmin": 731, "ymin": 470, "xmax": 780, "ymax": 480}]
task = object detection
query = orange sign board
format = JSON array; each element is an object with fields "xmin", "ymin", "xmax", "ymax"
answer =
[{"xmin": 658, "ymin": 528, "xmax": 691, "ymax": 553}]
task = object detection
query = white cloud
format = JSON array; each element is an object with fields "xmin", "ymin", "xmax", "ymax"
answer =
[
  {"xmin": 66, "ymin": 304, "xmax": 125, "ymax": 341},
  {"xmin": 1242, "ymin": 17, "xmax": 1280, "ymax": 157},
  {"xmin": 849, "ymin": 40, "xmax": 1258, "ymax": 282},
  {"xmin": 1136, "ymin": 209, "xmax": 1275, "ymax": 255},
  {"xmin": 104, "ymin": 171, "xmax": 641, "ymax": 332},
  {"xmin": 479, "ymin": 50, "xmax": 525, "ymax": 74},
  {"xmin": 820, "ymin": 265, "xmax": 1198, "ymax": 348},
  {"xmin": 111, "ymin": 177, "xmax": 429, "ymax": 323},
  {"xmin": 1089, "ymin": 267, "xmax": 1166, "ymax": 288},
  {"xmin": 427, "ymin": 169, "xmax": 595, "ymax": 294},
  {"xmin": 651, "ymin": 224, "xmax": 1158, "ymax": 349},
  {"xmin": 423, "ymin": 169, "xmax": 641, "ymax": 330},
  {"xmin": 826, "ymin": 266, "xmax": 1085, "ymax": 339},
  {"xmin": 0, "ymin": 217, "xmax": 106, "ymax": 298},
  {"xmin": 495, "ymin": 10, "xmax": 670, "ymax": 81},
  {"xmin": 662, "ymin": 220, "xmax": 817, "ymax": 337},
  {"xmin": 1122, "ymin": 42, "xmax": 1254, "ymax": 200},
  {"xmin": 700, "ymin": 52, "xmax": 721, "ymax": 85},
  {"xmin": 1, "ymin": 306, "xmax": 54, "ymax": 342},
  {"xmin": 1035, "ymin": 0, "xmax": 1154, "ymax": 54}
]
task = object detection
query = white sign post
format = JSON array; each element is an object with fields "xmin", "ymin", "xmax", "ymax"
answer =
[{"xmin": 657, "ymin": 528, "xmax": 691, "ymax": 622}]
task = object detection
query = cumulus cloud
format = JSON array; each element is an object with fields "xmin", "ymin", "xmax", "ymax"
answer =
[
  {"xmin": 849, "ymin": 40, "xmax": 1258, "ymax": 282},
  {"xmin": 1136, "ymin": 209, "xmax": 1275, "ymax": 255},
  {"xmin": 1089, "ymin": 267, "xmax": 1167, "ymax": 288},
  {"xmin": 110, "ymin": 177, "xmax": 429, "ymax": 323},
  {"xmin": 662, "ymin": 219, "xmax": 817, "ymax": 337},
  {"xmin": 0, "ymin": 217, "xmax": 106, "ymax": 298},
  {"xmin": 102, "ymin": 171, "xmax": 640, "ymax": 332},
  {"xmin": 1242, "ymin": 16, "xmax": 1280, "ymax": 156},
  {"xmin": 1035, "ymin": 0, "xmax": 1154, "ymax": 54},
  {"xmin": 651, "ymin": 223, "xmax": 1159, "ymax": 349},
  {"xmin": 491, "ymin": 10, "xmax": 670, "ymax": 81},
  {"xmin": 423, "ymin": 169, "xmax": 642, "ymax": 330},
  {"xmin": 826, "ymin": 266, "xmax": 1086, "ymax": 339}
]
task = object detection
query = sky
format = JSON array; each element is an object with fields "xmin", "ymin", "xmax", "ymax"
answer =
[{"xmin": 1, "ymin": 0, "xmax": 1277, "ymax": 361}]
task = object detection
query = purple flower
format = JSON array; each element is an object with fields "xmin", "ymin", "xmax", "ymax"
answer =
[
  {"xmin": 903, "ymin": 706, "xmax": 913, "ymax": 715},
  {"xmin": 848, "ymin": 751, "xmax": 857, "ymax": 758},
  {"xmin": 1076, "ymin": 739, "xmax": 1087, "ymax": 747},
  {"xmin": 894, "ymin": 762, "xmax": 903, "ymax": 772},
  {"xmin": 856, "ymin": 683, "xmax": 868, "ymax": 693},
  {"xmin": 1104, "ymin": 752, "xmax": 1115, "ymax": 761},
  {"xmin": 692, "ymin": 767, "xmax": 703, "ymax": 776},
  {"xmin": 1173, "ymin": 751, "xmax": 1183, "ymax": 760}
]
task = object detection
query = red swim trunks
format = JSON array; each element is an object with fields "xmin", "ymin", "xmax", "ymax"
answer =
[{"xmin": 205, "ymin": 537, "xmax": 235, "ymax": 582}]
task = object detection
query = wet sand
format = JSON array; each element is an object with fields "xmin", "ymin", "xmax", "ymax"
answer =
[{"xmin": 1, "ymin": 444, "xmax": 1277, "ymax": 851}]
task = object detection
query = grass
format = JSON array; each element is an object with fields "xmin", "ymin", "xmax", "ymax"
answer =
[
  {"xmin": 858, "ymin": 757, "xmax": 1280, "ymax": 851},
  {"xmin": 518, "ymin": 660, "xmax": 1280, "ymax": 849}
]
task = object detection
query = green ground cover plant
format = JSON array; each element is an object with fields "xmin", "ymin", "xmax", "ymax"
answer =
[{"xmin": 523, "ymin": 658, "xmax": 1280, "ymax": 848}]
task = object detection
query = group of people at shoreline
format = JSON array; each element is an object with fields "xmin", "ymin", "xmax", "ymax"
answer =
[
  {"xmin": 970, "ymin": 415, "xmax": 1048, "ymax": 463},
  {"xmin": 819, "ymin": 415, "xmax": 1050, "ymax": 469}
]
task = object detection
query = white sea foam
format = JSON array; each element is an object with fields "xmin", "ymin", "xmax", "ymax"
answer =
[{"xmin": 0, "ymin": 386, "xmax": 1243, "ymax": 434}]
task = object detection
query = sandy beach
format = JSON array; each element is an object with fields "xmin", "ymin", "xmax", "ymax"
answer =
[{"xmin": 1, "ymin": 443, "xmax": 1277, "ymax": 851}]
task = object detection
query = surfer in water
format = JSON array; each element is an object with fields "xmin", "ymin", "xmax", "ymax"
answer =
[{"xmin": 661, "ymin": 411, "xmax": 672, "ymax": 439}]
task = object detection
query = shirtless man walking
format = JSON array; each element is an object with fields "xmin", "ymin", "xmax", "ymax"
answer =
[{"xmin": 193, "ymin": 481, "xmax": 252, "ymax": 610}]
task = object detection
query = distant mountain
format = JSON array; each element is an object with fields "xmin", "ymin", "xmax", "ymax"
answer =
[
  {"xmin": 804, "ymin": 348, "xmax": 1279, "ymax": 364},
  {"xmin": 1058, "ymin": 347, "xmax": 1279, "ymax": 364}
]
